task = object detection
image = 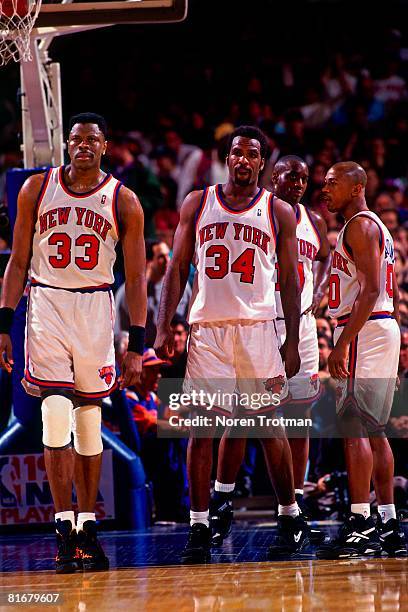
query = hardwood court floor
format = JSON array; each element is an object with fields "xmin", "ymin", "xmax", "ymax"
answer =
[{"xmin": 1, "ymin": 525, "xmax": 407, "ymax": 611}]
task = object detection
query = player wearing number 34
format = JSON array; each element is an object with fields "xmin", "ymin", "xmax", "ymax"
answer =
[{"xmin": 0, "ymin": 113, "xmax": 147, "ymax": 573}]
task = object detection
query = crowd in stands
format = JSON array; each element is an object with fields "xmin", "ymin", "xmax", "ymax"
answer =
[{"xmin": 1, "ymin": 19, "xmax": 408, "ymax": 520}]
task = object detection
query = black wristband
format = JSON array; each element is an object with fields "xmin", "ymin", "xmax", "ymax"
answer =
[
  {"xmin": 128, "ymin": 326, "xmax": 145, "ymax": 355},
  {"xmin": 0, "ymin": 307, "xmax": 14, "ymax": 335}
]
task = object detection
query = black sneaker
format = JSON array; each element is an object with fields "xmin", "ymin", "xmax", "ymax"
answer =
[
  {"xmin": 317, "ymin": 513, "xmax": 381, "ymax": 559},
  {"xmin": 77, "ymin": 521, "xmax": 109, "ymax": 571},
  {"xmin": 295, "ymin": 495, "xmax": 326, "ymax": 545},
  {"xmin": 210, "ymin": 495, "xmax": 233, "ymax": 547},
  {"xmin": 55, "ymin": 519, "xmax": 82, "ymax": 574},
  {"xmin": 378, "ymin": 518, "xmax": 408, "ymax": 558},
  {"xmin": 268, "ymin": 515, "xmax": 311, "ymax": 559},
  {"xmin": 181, "ymin": 523, "xmax": 211, "ymax": 564}
]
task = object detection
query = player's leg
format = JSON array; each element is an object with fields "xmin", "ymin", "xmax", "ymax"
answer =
[
  {"xmin": 41, "ymin": 389, "xmax": 81, "ymax": 574},
  {"xmin": 182, "ymin": 322, "xmax": 234, "ymax": 562},
  {"xmin": 71, "ymin": 291, "xmax": 117, "ymax": 571},
  {"xmin": 25, "ymin": 288, "xmax": 81, "ymax": 573},
  {"xmin": 318, "ymin": 327, "xmax": 383, "ymax": 559},
  {"xmin": 210, "ymin": 433, "xmax": 247, "ymax": 546},
  {"xmin": 71, "ymin": 399, "xmax": 109, "ymax": 571}
]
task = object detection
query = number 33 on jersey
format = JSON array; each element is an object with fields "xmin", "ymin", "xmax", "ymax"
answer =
[
  {"xmin": 189, "ymin": 185, "xmax": 278, "ymax": 323},
  {"xmin": 30, "ymin": 167, "xmax": 121, "ymax": 289}
]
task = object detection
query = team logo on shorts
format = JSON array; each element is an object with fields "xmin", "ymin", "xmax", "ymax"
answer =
[
  {"xmin": 98, "ymin": 365, "xmax": 115, "ymax": 386},
  {"xmin": 310, "ymin": 373, "xmax": 319, "ymax": 391}
]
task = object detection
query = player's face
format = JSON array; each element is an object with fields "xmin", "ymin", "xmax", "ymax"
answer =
[
  {"xmin": 152, "ymin": 242, "xmax": 170, "ymax": 275},
  {"xmin": 321, "ymin": 169, "xmax": 350, "ymax": 213},
  {"xmin": 68, "ymin": 123, "xmax": 107, "ymax": 170},
  {"xmin": 274, "ymin": 163, "xmax": 309, "ymax": 205},
  {"xmin": 227, "ymin": 137, "xmax": 264, "ymax": 187}
]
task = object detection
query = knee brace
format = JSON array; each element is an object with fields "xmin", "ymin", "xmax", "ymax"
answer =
[
  {"xmin": 72, "ymin": 405, "xmax": 103, "ymax": 456},
  {"xmin": 41, "ymin": 394, "xmax": 73, "ymax": 449}
]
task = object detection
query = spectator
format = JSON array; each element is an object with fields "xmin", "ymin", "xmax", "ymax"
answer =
[{"xmin": 115, "ymin": 239, "xmax": 191, "ymax": 346}]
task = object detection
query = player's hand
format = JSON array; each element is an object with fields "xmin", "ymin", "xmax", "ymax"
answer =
[
  {"xmin": 280, "ymin": 340, "xmax": 300, "ymax": 379},
  {"xmin": 0, "ymin": 333, "xmax": 13, "ymax": 374},
  {"xmin": 328, "ymin": 341, "xmax": 349, "ymax": 379},
  {"xmin": 304, "ymin": 292, "xmax": 325, "ymax": 316},
  {"xmin": 154, "ymin": 326, "xmax": 174, "ymax": 359},
  {"xmin": 119, "ymin": 351, "xmax": 142, "ymax": 389}
]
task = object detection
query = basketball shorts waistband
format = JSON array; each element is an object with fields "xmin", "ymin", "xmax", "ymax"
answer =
[{"xmin": 336, "ymin": 311, "xmax": 394, "ymax": 327}]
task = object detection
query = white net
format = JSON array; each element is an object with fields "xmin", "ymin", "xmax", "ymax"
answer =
[{"xmin": 0, "ymin": 0, "xmax": 42, "ymax": 65}]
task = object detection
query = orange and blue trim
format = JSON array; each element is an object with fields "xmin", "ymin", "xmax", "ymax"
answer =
[
  {"xmin": 35, "ymin": 168, "xmax": 52, "ymax": 219},
  {"xmin": 268, "ymin": 193, "xmax": 278, "ymax": 247},
  {"xmin": 30, "ymin": 279, "xmax": 112, "ymax": 293},
  {"xmin": 304, "ymin": 206, "xmax": 322, "ymax": 250},
  {"xmin": 58, "ymin": 165, "xmax": 112, "ymax": 198},
  {"xmin": 24, "ymin": 368, "xmax": 75, "ymax": 390},
  {"xmin": 337, "ymin": 311, "xmax": 393, "ymax": 327},
  {"xmin": 194, "ymin": 187, "xmax": 209, "ymax": 229},
  {"xmin": 112, "ymin": 181, "xmax": 122, "ymax": 238},
  {"xmin": 215, "ymin": 184, "xmax": 264, "ymax": 214},
  {"xmin": 75, "ymin": 382, "xmax": 118, "ymax": 399}
]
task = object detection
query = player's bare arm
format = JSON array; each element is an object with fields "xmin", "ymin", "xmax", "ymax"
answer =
[
  {"xmin": 0, "ymin": 173, "xmax": 44, "ymax": 373},
  {"xmin": 118, "ymin": 186, "xmax": 147, "ymax": 388},
  {"xmin": 328, "ymin": 217, "xmax": 381, "ymax": 379},
  {"xmin": 306, "ymin": 210, "xmax": 331, "ymax": 315},
  {"xmin": 274, "ymin": 197, "xmax": 301, "ymax": 378},
  {"xmin": 154, "ymin": 190, "xmax": 202, "ymax": 358}
]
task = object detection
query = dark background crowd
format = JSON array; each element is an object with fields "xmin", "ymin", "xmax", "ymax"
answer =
[{"xmin": 0, "ymin": 0, "xmax": 408, "ymax": 522}]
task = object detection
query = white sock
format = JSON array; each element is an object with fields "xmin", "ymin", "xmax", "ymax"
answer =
[
  {"xmin": 278, "ymin": 503, "xmax": 300, "ymax": 518},
  {"xmin": 295, "ymin": 489, "xmax": 304, "ymax": 496},
  {"xmin": 351, "ymin": 503, "xmax": 370, "ymax": 519},
  {"xmin": 215, "ymin": 480, "xmax": 235, "ymax": 493},
  {"xmin": 55, "ymin": 510, "xmax": 75, "ymax": 530},
  {"xmin": 378, "ymin": 504, "xmax": 396, "ymax": 523},
  {"xmin": 77, "ymin": 512, "xmax": 96, "ymax": 532},
  {"xmin": 190, "ymin": 510, "xmax": 209, "ymax": 528}
]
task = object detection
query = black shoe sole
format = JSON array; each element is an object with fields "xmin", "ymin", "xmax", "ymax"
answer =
[
  {"xmin": 181, "ymin": 550, "xmax": 211, "ymax": 564},
  {"xmin": 56, "ymin": 560, "xmax": 82, "ymax": 574},
  {"xmin": 82, "ymin": 558, "xmax": 110, "ymax": 572},
  {"xmin": 317, "ymin": 543, "xmax": 382, "ymax": 560},
  {"xmin": 211, "ymin": 524, "xmax": 232, "ymax": 548},
  {"xmin": 267, "ymin": 538, "xmax": 312, "ymax": 560},
  {"xmin": 381, "ymin": 549, "xmax": 408, "ymax": 558}
]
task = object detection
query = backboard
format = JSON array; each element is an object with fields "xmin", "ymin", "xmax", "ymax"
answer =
[{"xmin": 36, "ymin": 0, "xmax": 188, "ymax": 27}]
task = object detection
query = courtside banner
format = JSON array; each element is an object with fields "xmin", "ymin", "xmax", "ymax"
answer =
[
  {"xmin": 155, "ymin": 377, "xmax": 408, "ymax": 438},
  {"xmin": 0, "ymin": 451, "xmax": 114, "ymax": 525}
]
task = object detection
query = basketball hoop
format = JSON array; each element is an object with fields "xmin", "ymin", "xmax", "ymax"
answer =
[{"xmin": 0, "ymin": 0, "xmax": 42, "ymax": 65}]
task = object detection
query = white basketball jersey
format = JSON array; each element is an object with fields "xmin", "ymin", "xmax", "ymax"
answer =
[
  {"xmin": 328, "ymin": 210, "xmax": 395, "ymax": 319},
  {"xmin": 275, "ymin": 203, "xmax": 321, "ymax": 317},
  {"xmin": 30, "ymin": 166, "xmax": 121, "ymax": 289},
  {"xmin": 188, "ymin": 184, "xmax": 277, "ymax": 323}
]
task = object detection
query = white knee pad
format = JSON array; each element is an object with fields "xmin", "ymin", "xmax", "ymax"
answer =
[
  {"xmin": 41, "ymin": 395, "xmax": 73, "ymax": 448},
  {"xmin": 72, "ymin": 405, "xmax": 103, "ymax": 456}
]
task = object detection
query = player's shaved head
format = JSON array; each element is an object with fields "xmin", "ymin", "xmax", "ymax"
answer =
[
  {"xmin": 330, "ymin": 161, "xmax": 367, "ymax": 188},
  {"xmin": 274, "ymin": 155, "xmax": 307, "ymax": 174}
]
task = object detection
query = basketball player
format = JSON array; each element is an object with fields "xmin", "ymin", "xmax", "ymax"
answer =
[
  {"xmin": 0, "ymin": 113, "xmax": 147, "ymax": 572},
  {"xmin": 317, "ymin": 161, "xmax": 407, "ymax": 558},
  {"xmin": 155, "ymin": 126, "xmax": 305, "ymax": 563},
  {"xmin": 211, "ymin": 156, "xmax": 330, "ymax": 547}
]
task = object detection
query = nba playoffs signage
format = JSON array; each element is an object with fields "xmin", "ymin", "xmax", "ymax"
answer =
[{"xmin": 0, "ymin": 451, "xmax": 114, "ymax": 525}]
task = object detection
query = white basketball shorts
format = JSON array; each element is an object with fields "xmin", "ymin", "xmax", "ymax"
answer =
[
  {"xmin": 275, "ymin": 311, "xmax": 320, "ymax": 404},
  {"xmin": 183, "ymin": 319, "xmax": 288, "ymax": 414},
  {"xmin": 333, "ymin": 317, "xmax": 400, "ymax": 430},
  {"xmin": 23, "ymin": 285, "xmax": 116, "ymax": 399}
]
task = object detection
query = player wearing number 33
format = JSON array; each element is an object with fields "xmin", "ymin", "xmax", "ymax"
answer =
[{"xmin": 0, "ymin": 113, "xmax": 147, "ymax": 572}]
